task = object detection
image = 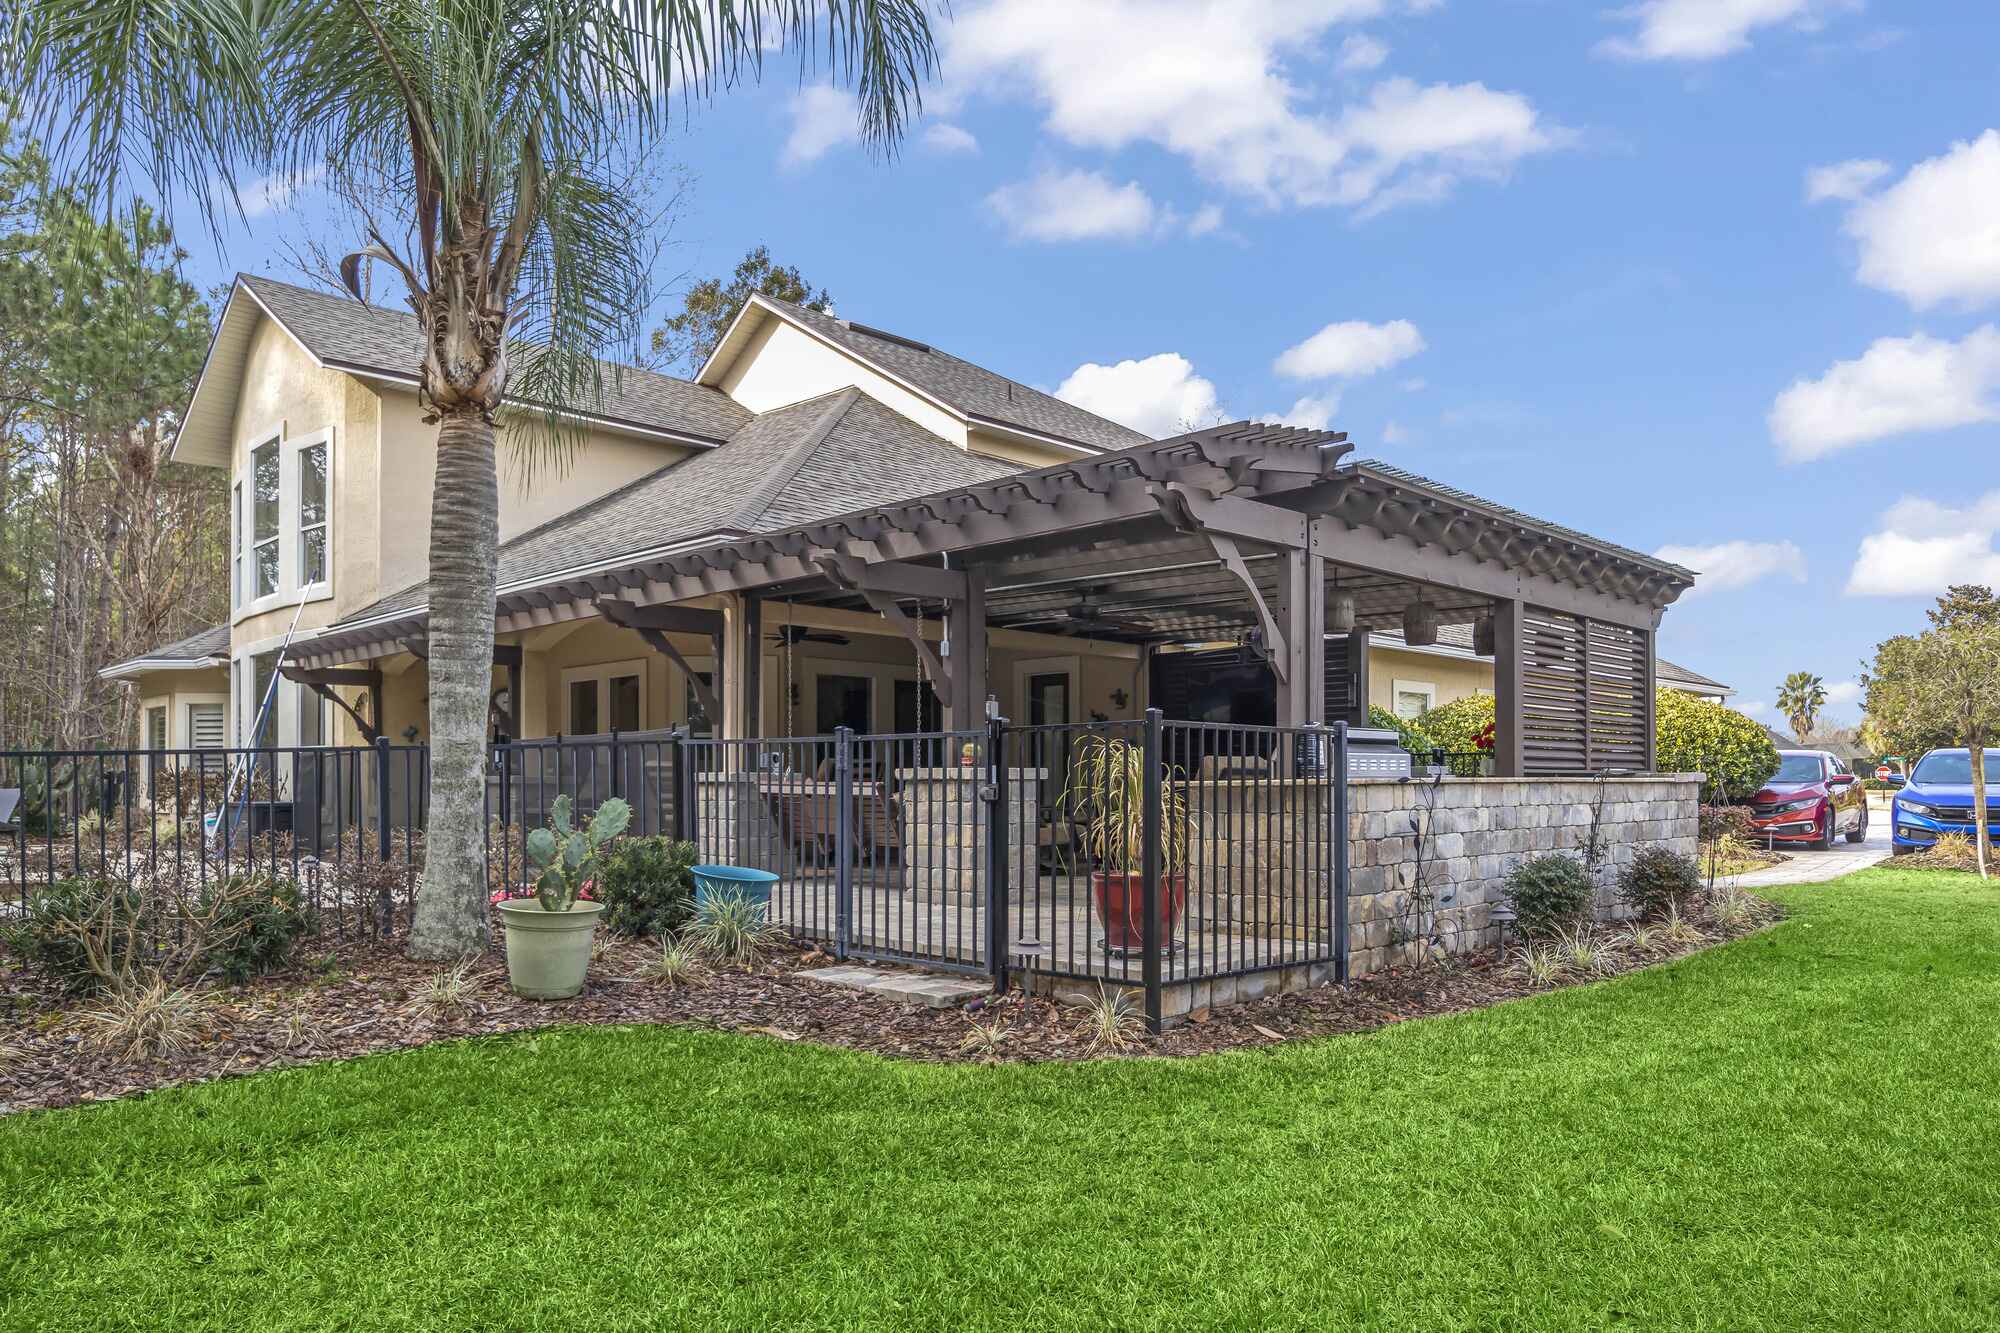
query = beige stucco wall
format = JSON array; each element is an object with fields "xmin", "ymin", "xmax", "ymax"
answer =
[
  {"xmin": 1367, "ymin": 646, "xmax": 1494, "ymax": 717},
  {"xmin": 128, "ymin": 669, "xmax": 231, "ymax": 748}
]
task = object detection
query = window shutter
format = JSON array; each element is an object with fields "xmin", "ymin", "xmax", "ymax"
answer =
[{"xmin": 189, "ymin": 703, "xmax": 225, "ymax": 749}]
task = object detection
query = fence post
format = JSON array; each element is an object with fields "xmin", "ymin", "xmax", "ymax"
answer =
[
  {"xmin": 834, "ymin": 726, "xmax": 854, "ymax": 961},
  {"xmin": 670, "ymin": 727, "xmax": 694, "ymax": 844},
  {"xmin": 1333, "ymin": 719, "xmax": 1351, "ymax": 984},
  {"xmin": 985, "ymin": 713, "xmax": 1010, "ymax": 990},
  {"xmin": 373, "ymin": 734, "xmax": 392, "ymax": 862},
  {"xmin": 1141, "ymin": 707, "xmax": 1164, "ymax": 1034},
  {"xmin": 609, "ymin": 729, "xmax": 623, "ymax": 802}
]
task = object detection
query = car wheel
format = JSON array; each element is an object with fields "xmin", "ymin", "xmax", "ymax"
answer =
[
  {"xmin": 1846, "ymin": 805, "xmax": 1867, "ymax": 844},
  {"xmin": 1814, "ymin": 809, "xmax": 1836, "ymax": 851}
]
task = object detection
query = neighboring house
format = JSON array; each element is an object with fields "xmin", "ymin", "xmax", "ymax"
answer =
[{"xmin": 104, "ymin": 274, "xmax": 1696, "ymax": 779}]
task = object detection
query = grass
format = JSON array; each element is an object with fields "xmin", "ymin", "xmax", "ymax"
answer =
[{"xmin": 5, "ymin": 867, "xmax": 2000, "ymax": 1330}]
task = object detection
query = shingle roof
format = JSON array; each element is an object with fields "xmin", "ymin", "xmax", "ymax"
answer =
[
  {"xmin": 100, "ymin": 624, "xmax": 229, "ymax": 678},
  {"xmin": 1348, "ymin": 458, "xmax": 1696, "ymax": 580},
  {"xmin": 335, "ymin": 388, "xmax": 1022, "ymax": 625},
  {"xmin": 1656, "ymin": 657, "xmax": 1733, "ymax": 693},
  {"xmin": 240, "ymin": 276, "xmax": 752, "ymax": 443},
  {"xmin": 749, "ymin": 296, "xmax": 1152, "ymax": 453}
]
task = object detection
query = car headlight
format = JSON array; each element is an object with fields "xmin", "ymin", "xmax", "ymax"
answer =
[
  {"xmin": 1900, "ymin": 800, "xmax": 1934, "ymax": 818},
  {"xmin": 1776, "ymin": 797, "xmax": 1819, "ymax": 813}
]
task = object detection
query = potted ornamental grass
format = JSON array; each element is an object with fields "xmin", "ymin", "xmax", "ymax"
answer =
[
  {"xmin": 495, "ymin": 794, "xmax": 631, "ymax": 999},
  {"xmin": 1062, "ymin": 734, "xmax": 1196, "ymax": 955}
]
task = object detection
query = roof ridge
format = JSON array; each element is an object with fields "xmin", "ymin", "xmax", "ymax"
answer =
[{"xmin": 724, "ymin": 387, "xmax": 864, "ymax": 530}]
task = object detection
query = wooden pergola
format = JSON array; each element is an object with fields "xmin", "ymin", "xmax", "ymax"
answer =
[{"xmin": 297, "ymin": 423, "xmax": 1695, "ymax": 775}]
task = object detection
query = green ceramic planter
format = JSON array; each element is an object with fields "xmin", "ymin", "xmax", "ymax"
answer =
[{"xmin": 497, "ymin": 899, "xmax": 605, "ymax": 999}]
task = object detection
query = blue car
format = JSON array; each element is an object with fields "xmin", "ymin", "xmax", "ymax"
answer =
[{"xmin": 1891, "ymin": 748, "xmax": 2000, "ymax": 854}]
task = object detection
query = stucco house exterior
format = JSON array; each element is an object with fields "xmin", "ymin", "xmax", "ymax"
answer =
[{"xmin": 104, "ymin": 276, "xmax": 1727, "ymax": 762}]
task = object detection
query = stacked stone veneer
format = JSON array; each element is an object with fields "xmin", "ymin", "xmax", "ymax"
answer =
[
  {"xmin": 895, "ymin": 768, "xmax": 1043, "ymax": 902},
  {"xmin": 1345, "ymin": 775, "xmax": 1701, "ymax": 977}
]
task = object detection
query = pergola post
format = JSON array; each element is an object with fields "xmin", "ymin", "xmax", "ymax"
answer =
[
  {"xmin": 944, "ymin": 573, "xmax": 988, "ymax": 730},
  {"xmin": 1345, "ymin": 628, "xmax": 1370, "ymax": 727},
  {"xmin": 1273, "ymin": 549, "xmax": 1325, "ymax": 727},
  {"xmin": 721, "ymin": 593, "xmax": 753, "ymax": 741},
  {"xmin": 1493, "ymin": 598, "xmax": 1525, "ymax": 778},
  {"xmin": 1643, "ymin": 620, "xmax": 1659, "ymax": 773}
]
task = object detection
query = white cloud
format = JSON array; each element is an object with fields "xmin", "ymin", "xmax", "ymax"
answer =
[
  {"xmin": 1186, "ymin": 203, "xmax": 1226, "ymax": 237},
  {"xmin": 1804, "ymin": 157, "xmax": 1889, "ymax": 204},
  {"xmin": 986, "ymin": 169, "xmax": 1160, "ymax": 242},
  {"xmin": 942, "ymin": 3, "xmax": 1559, "ymax": 216},
  {"xmin": 1400, "ymin": 376, "xmax": 1428, "ymax": 392},
  {"xmin": 233, "ymin": 164, "xmax": 324, "ymax": 219},
  {"xmin": 1841, "ymin": 131, "xmax": 2000, "ymax": 310},
  {"xmin": 1597, "ymin": 0, "xmax": 1840, "ymax": 62},
  {"xmin": 922, "ymin": 122, "xmax": 980, "ymax": 154},
  {"xmin": 1768, "ymin": 327, "xmax": 2000, "ymax": 461},
  {"xmin": 781, "ymin": 85, "xmax": 858, "ymax": 166},
  {"xmin": 1653, "ymin": 540, "xmax": 1808, "ymax": 595},
  {"xmin": 1275, "ymin": 319, "xmax": 1425, "ymax": 380},
  {"xmin": 1739, "ymin": 699, "xmax": 1773, "ymax": 719},
  {"xmin": 1055, "ymin": 353, "xmax": 1220, "ymax": 437},
  {"xmin": 1337, "ymin": 33, "xmax": 1389, "ymax": 72},
  {"xmin": 1257, "ymin": 394, "xmax": 1341, "ymax": 431},
  {"xmin": 1846, "ymin": 492, "xmax": 2000, "ymax": 598},
  {"xmin": 1824, "ymin": 679, "xmax": 1864, "ymax": 708},
  {"xmin": 1380, "ymin": 419, "xmax": 1411, "ymax": 444}
]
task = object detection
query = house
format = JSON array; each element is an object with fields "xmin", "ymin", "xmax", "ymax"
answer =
[{"xmin": 105, "ymin": 275, "xmax": 1701, "ymax": 779}]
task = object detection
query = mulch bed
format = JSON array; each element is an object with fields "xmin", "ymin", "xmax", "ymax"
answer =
[{"xmin": 0, "ymin": 897, "xmax": 1785, "ymax": 1115}]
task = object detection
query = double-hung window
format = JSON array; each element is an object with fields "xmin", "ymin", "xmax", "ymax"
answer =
[
  {"xmin": 251, "ymin": 441, "xmax": 280, "ymax": 599},
  {"xmin": 237, "ymin": 429, "xmax": 332, "ymax": 615}
]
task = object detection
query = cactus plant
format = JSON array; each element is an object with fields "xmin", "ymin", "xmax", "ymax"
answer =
[{"xmin": 523, "ymin": 795, "xmax": 632, "ymax": 911}]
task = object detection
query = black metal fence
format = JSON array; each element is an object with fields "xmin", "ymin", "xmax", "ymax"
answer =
[{"xmin": 1, "ymin": 713, "xmax": 1353, "ymax": 1029}]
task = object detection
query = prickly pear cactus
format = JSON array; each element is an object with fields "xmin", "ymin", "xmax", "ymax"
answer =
[{"xmin": 524, "ymin": 794, "xmax": 633, "ymax": 910}]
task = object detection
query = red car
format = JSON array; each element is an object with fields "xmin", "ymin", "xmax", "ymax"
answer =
[{"xmin": 1747, "ymin": 750, "xmax": 1869, "ymax": 848}]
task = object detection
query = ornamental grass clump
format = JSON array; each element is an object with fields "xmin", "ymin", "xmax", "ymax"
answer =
[
  {"xmin": 1074, "ymin": 984, "xmax": 1145, "ymax": 1054},
  {"xmin": 75, "ymin": 976, "xmax": 208, "ymax": 1062},
  {"xmin": 688, "ymin": 891, "xmax": 785, "ymax": 969},
  {"xmin": 1503, "ymin": 853, "xmax": 1594, "ymax": 939},
  {"xmin": 639, "ymin": 936, "xmax": 705, "ymax": 987}
]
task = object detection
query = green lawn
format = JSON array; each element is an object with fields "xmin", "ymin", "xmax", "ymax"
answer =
[{"xmin": 5, "ymin": 868, "xmax": 2000, "ymax": 1331}]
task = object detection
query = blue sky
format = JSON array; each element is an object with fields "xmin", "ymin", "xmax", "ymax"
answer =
[{"xmin": 190, "ymin": 0, "xmax": 2000, "ymax": 727}]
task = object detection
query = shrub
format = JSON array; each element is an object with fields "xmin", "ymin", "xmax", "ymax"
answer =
[
  {"xmin": 75, "ymin": 976, "xmax": 208, "ymax": 1062},
  {"xmin": 1415, "ymin": 694, "xmax": 1496, "ymax": 775},
  {"xmin": 1617, "ymin": 846, "xmax": 1704, "ymax": 919},
  {"xmin": 1368, "ymin": 705, "xmax": 1431, "ymax": 757},
  {"xmin": 198, "ymin": 874, "xmax": 312, "ymax": 983},
  {"xmin": 3, "ymin": 879, "xmax": 149, "ymax": 996},
  {"xmin": 1655, "ymin": 689, "xmax": 1780, "ymax": 801},
  {"xmin": 1504, "ymin": 853, "xmax": 1594, "ymax": 938},
  {"xmin": 1699, "ymin": 804, "xmax": 1754, "ymax": 845},
  {"xmin": 688, "ymin": 891, "xmax": 785, "ymax": 968},
  {"xmin": 593, "ymin": 836, "xmax": 698, "ymax": 937}
]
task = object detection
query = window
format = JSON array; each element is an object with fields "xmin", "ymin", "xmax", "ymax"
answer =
[
  {"xmin": 1392, "ymin": 680, "xmax": 1436, "ymax": 721},
  {"xmin": 816, "ymin": 673, "xmax": 871, "ymax": 733},
  {"xmin": 562, "ymin": 661, "xmax": 646, "ymax": 735},
  {"xmin": 146, "ymin": 706, "xmax": 167, "ymax": 751},
  {"xmin": 231, "ymin": 481, "xmax": 243, "ymax": 608},
  {"xmin": 247, "ymin": 650, "xmax": 279, "ymax": 745},
  {"xmin": 188, "ymin": 703, "xmax": 225, "ymax": 749},
  {"xmin": 251, "ymin": 440, "xmax": 280, "ymax": 599},
  {"xmin": 298, "ymin": 441, "xmax": 328, "ymax": 586}
]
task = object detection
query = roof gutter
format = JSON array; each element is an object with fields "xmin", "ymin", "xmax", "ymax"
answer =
[{"xmin": 98, "ymin": 656, "xmax": 229, "ymax": 681}]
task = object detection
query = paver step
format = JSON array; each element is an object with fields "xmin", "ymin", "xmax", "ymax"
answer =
[{"xmin": 799, "ymin": 965, "xmax": 991, "ymax": 1009}]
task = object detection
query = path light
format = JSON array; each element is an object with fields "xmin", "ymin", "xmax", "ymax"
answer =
[
  {"xmin": 1329, "ymin": 569, "xmax": 1356, "ymax": 634},
  {"xmin": 1403, "ymin": 596, "xmax": 1438, "ymax": 647},
  {"xmin": 1474, "ymin": 612, "xmax": 1495, "ymax": 658},
  {"xmin": 1011, "ymin": 937, "xmax": 1050, "ymax": 995}
]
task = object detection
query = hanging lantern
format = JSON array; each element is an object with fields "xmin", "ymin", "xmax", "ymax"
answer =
[
  {"xmin": 1474, "ymin": 613, "xmax": 1496, "ymax": 657},
  {"xmin": 1328, "ymin": 591, "xmax": 1357, "ymax": 635},
  {"xmin": 1403, "ymin": 597, "xmax": 1438, "ymax": 647}
]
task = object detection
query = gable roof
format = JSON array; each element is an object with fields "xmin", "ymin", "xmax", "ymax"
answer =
[
  {"xmin": 175, "ymin": 276, "xmax": 752, "ymax": 467},
  {"xmin": 700, "ymin": 294, "xmax": 1152, "ymax": 455},
  {"xmin": 335, "ymin": 387, "xmax": 1022, "ymax": 625},
  {"xmin": 99, "ymin": 624, "xmax": 230, "ymax": 680},
  {"xmin": 1656, "ymin": 657, "xmax": 1733, "ymax": 695}
]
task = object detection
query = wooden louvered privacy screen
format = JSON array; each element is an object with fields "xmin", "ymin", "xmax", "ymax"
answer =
[{"xmin": 1519, "ymin": 607, "xmax": 1652, "ymax": 775}]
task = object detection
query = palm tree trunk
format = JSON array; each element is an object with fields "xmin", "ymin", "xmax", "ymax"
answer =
[{"xmin": 407, "ymin": 409, "xmax": 498, "ymax": 958}]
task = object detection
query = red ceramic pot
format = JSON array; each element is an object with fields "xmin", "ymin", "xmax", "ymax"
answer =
[{"xmin": 1091, "ymin": 871, "xmax": 1187, "ymax": 953}]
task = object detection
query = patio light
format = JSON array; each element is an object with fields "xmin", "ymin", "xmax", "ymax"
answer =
[
  {"xmin": 1474, "ymin": 613, "xmax": 1495, "ymax": 657},
  {"xmin": 1329, "ymin": 590, "xmax": 1356, "ymax": 634},
  {"xmin": 1403, "ymin": 597, "xmax": 1438, "ymax": 647}
]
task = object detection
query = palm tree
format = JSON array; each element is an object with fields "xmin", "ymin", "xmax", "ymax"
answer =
[
  {"xmin": 15, "ymin": 0, "xmax": 937, "ymax": 958},
  {"xmin": 1776, "ymin": 671, "xmax": 1828, "ymax": 744}
]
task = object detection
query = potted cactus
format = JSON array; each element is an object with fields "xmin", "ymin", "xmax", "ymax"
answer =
[{"xmin": 496, "ymin": 794, "xmax": 631, "ymax": 998}]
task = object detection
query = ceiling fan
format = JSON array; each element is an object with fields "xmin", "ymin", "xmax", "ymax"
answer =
[
  {"xmin": 1020, "ymin": 586, "xmax": 1154, "ymax": 635},
  {"xmin": 768, "ymin": 624, "xmax": 850, "ymax": 647}
]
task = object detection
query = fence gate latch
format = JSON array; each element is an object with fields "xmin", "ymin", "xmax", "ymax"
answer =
[{"xmin": 979, "ymin": 782, "xmax": 999, "ymax": 803}]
